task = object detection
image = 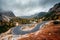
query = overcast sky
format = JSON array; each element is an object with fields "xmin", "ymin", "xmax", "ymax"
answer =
[{"xmin": 0, "ymin": 0, "xmax": 60, "ymax": 16}]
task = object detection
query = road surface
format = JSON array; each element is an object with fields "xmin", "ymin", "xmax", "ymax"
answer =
[{"xmin": 11, "ymin": 21, "xmax": 48, "ymax": 35}]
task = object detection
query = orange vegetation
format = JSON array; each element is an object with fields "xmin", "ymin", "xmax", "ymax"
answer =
[{"xmin": 18, "ymin": 21, "xmax": 60, "ymax": 40}]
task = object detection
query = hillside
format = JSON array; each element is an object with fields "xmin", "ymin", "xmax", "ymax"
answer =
[
  {"xmin": 42, "ymin": 3, "xmax": 60, "ymax": 21},
  {"xmin": 18, "ymin": 21, "xmax": 60, "ymax": 40},
  {"xmin": 0, "ymin": 10, "xmax": 15, "ymax": 22}
]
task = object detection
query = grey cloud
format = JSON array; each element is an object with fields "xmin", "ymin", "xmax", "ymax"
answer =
[
  {"xmin": 41, "ymin": 0, "xmax": 60, "ymax": 7},
  {"xmin": 0, "ymin": 0, "xmax": 60, "ymax": 16}
]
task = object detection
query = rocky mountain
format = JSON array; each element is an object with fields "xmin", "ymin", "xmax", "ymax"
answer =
[
  {"xmin": 49, "ymin": 3, "xmax": 60, "ymax": 12},
  {"xmin": 0, "ymin": 10, "xmax": 15, "ymax": 22},
  {"xmin": 42, "ymin": 3, "xmax": 60, "ymax": 21}
]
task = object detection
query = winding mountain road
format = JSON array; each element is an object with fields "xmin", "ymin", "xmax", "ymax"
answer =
[{"xmin": 11, "ymin": 21, "xmax": 48, "ymax": 35}]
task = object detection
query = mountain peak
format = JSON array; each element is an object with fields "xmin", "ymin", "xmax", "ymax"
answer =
[{"xmin": 0, "ymin": 10, "xmax": 15, "ymax": 22}]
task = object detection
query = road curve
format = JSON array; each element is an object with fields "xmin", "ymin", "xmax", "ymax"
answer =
[{"xmin": 11, "ymin": 21, "xmax": 48, "ymax": 35}]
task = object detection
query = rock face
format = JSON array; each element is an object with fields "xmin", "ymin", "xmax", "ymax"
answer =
[
  {"xmin": 0, "ymin": 11, "xmax": 15, "ymax": 17},
  {"xmin": 43, "ymin": 3, "xmax": 60, "ymax": 21},
  {"xmin": 49, "ymin": 3, "xmax": 60, "ymax": 13},
  {"xmin": 18, "ymin": 21, "xmax": 60, "ymax": 40},
  {"xmin": 0, "ymin": 10, "xmax": 15, "ymax": 22},
  {"xmin": 0, "ymin": 21, "xmax": 60, "ymax": 40},
  {"xmin": 49, "ymin": 3, "xmax": 60, "ymax": 20}
]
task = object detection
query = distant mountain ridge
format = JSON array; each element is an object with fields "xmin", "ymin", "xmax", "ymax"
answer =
[{"xmin": 20, "ymin": 12, "xmax": 47, "ymax": 19}]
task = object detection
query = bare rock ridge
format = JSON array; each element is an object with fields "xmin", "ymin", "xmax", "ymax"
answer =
[
  {"xmin": 0, "ymin": 11, "xmax": 15, "ymax": 17},
  {"xmin": 49, "ymin": 3, "xmax": 60, "ymax": 13},
  {"xmin": 0, "ymin": 10, "xmax": 15, "ymax": 22},
  {"xmin": 43, "ymin": 2, "xmax": 60, "ymax": 21}
]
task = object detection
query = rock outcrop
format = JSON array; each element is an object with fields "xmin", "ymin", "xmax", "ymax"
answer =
[
  {"xmin": 0, "ymin": 10, "xmax": 15, "ymax": 22},
  {"xmin": 49, "ymin": 3, "xmax": 60, "ymax": 14},
  {"xmin": 43, "ymin": 3, "xmax": 60, "ymax": 21}
]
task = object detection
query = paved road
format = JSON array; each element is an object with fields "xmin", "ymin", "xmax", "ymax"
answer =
[{"xmin": 11, "ymin": 21, "xmax": 48, "ymax": 35}]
